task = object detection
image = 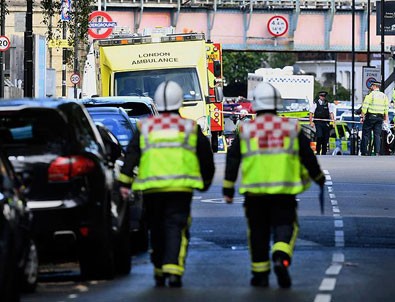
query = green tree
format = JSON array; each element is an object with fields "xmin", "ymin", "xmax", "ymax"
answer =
[
  {"xmin": 222, "ymin": 51, "xmax": 268, "ymax": 96},
  {"xmin": 313, "ymin": 81, "xmax": 350, "ymax": 103},
  {"xmin": 41, "ymin": 0, "xmax": 93, "ymax": 64},
  {"xmin": 222, "ymin": 52, "xmax": 268, "ymax": 84},
  {"xmin": 268, "ymin": 52, "xmax": 297, "ymax": 69}
]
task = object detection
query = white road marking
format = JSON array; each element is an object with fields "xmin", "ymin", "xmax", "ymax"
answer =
[
  {"xmin": 314, "ymin": 171, "xmax": 345, "ymax": 302},
  {"xmin": 200, "ymin": 197, "xmax": 244, "ymax": 204},
  {"xmin": 314, "ymin": 294, "xmax": 332, "ymax": 302},
  {"xmin": 325, "ymin": 264, "xmax": 343, "ymax": 275},
  {"xmin": 332, "ymin": 253, "xmax": 345, "ymax": 263},
  {"xmin": 319, "ymin": 278, "xmax": 337, "ymax": 291},
  {"xmin": 334, "ymin": 220, "xmax": 343, "ymax": 228}
]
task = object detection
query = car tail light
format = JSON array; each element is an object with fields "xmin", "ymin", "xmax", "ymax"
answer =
[{"xmin": 48, "ymin": 156, "xmax": 96, "ymax": 182}]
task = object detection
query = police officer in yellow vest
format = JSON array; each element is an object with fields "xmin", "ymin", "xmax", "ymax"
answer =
[
  {"xmin": 360, "ymin": 81, "xmax": 389, "ymax": 155},
  {"xmin": 223, "ymin": 82, "xmax": 325, "ymax": 288},
  {"xmin": 118, "ymin": 81, "xmax": 215, "ymax": 288}
]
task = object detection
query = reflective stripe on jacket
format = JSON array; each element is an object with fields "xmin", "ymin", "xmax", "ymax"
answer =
[
  {"xmin": 362, "ymin": 90, "xmax": 389, "ymax": 115},
  {"xmin": 238, "ymin": 114, "xmax": 311, "ymax": 195},
  {"xmin": 132, "ymin": 113, "xmax": 204, "ymax": 191}
]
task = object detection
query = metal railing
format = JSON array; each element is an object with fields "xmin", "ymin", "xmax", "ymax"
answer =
[{"xmin": 96, "ymin": 0, "xmax": 375, "ymax": 10}]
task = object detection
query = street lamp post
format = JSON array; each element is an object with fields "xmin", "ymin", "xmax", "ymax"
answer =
[
  {"xmin": 380, "ymin": 0, "xmax": 385, "ymax": 90},
  {"xmin": 0, "ymin": 0, "xmax": 5, "ymax": 98},
  {"xmin": 24, "ymin": 0, "xmax": 33, "ymax": 97},
  {"xmin": 351, "ymin": 0, "xmax": 356, "ymax": 155}
]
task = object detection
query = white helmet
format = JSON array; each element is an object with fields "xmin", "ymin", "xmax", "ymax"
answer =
[
  {"xmin": 154, "ymin": 81, "xmax": 183, "ymax": 112},
  {"xmin": 252, "ymin": 82, "xmax": 283, "ymax": 111}
]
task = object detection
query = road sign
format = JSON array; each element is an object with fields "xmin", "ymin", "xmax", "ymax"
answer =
[
  {"xmin": 267, "ymin": 15, "xmax": 288, "ymax": 37},
  {"xmin": 362, "ymin": 66, "xmax": 380, "ymax": 98},
  {"xmin": 0, "ymin": 35, "xmax": 11, "ymax": 52},
  {"xmin": 88, "ymin": 11, "xmax": 117, "ymax": 39},
  {"xmin": 70, "ymin": 73, "xmax": 81, "ymax": 85},
  {"xmin": 61, "ymin": 0, "xmax": 71, "ymax": 22}
]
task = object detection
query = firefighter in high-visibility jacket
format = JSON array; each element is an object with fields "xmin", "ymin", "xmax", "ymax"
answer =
[
  {"xmin": 223, "ymin": 82, "xmax": 325, "ymax": 288},
  {"xmin": 118, "ymin": 81, "xmax": 215, "ymax": 288}
]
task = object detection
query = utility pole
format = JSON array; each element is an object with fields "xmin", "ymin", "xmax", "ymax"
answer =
[
  {"xmin": 24, "ymin": 0, "xmax": 33, "ymax": 97},
  {"xmin": 62, "ymin": 22, "xmax": 67, "ymax": 97},
  {"xmin": 73, "ymin": 0, "xmax": 78, "ymax": 99},
  {"xmin": 0, "ymin": 0, "xmax": 5, "ymax": 98},
  {"xmin": 380, "ymin": 0, "xmax": 385, "ymax": 91},
  {"xmin": 351, "ymin": 0, "xmax": 356, "ymax": 155}
]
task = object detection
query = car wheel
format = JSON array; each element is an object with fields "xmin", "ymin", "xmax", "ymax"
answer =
[
  {"xmin": 114, "ymin": 208, "xmax": 132, "ymax": 275},
  {"xmin": 20, "ymin": 238, "xmax": 39, "ymax": 293},
  {"xmin": 79, "ymin": 198, "xmax": 115, "ymax": 280}
]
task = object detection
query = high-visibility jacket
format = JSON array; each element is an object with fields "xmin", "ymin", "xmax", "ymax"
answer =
[
  {"xmin": 238, "ymin": 114, "xmax": 310, "ymax": 195},
  {"xmin": 131, "ymin": 113, "xmax": 204, "ymax": 192},
  {"xmin": 362, "ymin": 90, "xmax": 389, "ymax": 115}
]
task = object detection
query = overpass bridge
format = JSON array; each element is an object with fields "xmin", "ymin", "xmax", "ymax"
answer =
[{"xmin": 93, "ymin": 0, "xmax": 395, "ymax": 52}]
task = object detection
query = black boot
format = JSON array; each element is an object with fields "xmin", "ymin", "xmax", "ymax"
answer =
[
  {"xmin": 154, "ymin": 274, "xmax": 166, "ymax": 287},
  {"xmin": 250, "ymin": 272, "xmax": 269, "ymax": 287},
  {"xmin": 168, "ymin": 274, "xmax": 182, "ymax": 288},
  {"xmin": 273, "ymin": 259, "xmax": 291, "ymax": 289}
]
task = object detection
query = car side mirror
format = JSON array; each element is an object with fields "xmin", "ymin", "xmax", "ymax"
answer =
[{"xmin": 96, "ymin": 124, "xmax": 124, "ymax": 163}]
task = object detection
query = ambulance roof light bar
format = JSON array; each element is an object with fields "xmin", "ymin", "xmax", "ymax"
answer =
[
  {"xmin": 161, "ymin": 33, "xmax": 205, "ymax": 42},
  {"xmin": 98, "ymin": 36, "xmax": 152, "ymax": 46}
]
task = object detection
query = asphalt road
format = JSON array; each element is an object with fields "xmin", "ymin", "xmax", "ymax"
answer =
[{"xmin": 22, "ymin": 154, "xmax": 395, "ymax": 302}]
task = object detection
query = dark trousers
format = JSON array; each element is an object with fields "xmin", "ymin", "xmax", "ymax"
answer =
[
  {"xmin": 315, "ymin": 121, "xmax": 330, "ymax": 155},
  {"xmin": 143, "ymin": 192, "xmax": 192, "ymax": 276},
  {"xmin": 244, "ymin": 195, "xmax": 298, "ymax": 274},
  {"xmin": 360, "ymin": 115, "xmax": 384, "ymax": 155}
]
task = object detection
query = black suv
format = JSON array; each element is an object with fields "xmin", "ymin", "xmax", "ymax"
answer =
[
  {"xmin": 0, "ymin": 145, "xmax": 38, "ymax": 300},
  {"xmin": 0, "ymin": 99, "xmax": 131, "ymax": 280}
]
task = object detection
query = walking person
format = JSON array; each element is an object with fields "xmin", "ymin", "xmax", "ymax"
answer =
[
  {"xmin": 118, "ymin": 81, "xmax": 215, "ymax": 288},
  {"xmin": 309, "ymin": 91, "xmax": 335, "ymax": 155},
  {"xmin": 360, "ymin": 81, "xmax": 389, "ymax": 156},
  {"xmin": 223, "ymin": 82, "xmax": 325, "ymax": 288},
  {"xmin": 235, "ymin": 109, "xmax": 252, "ymax": 134}
]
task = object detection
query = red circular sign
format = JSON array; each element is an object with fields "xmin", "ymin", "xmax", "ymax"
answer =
[
  {"xmin": 0, "ymin": 35, "xmax": 10, "ymax": 52},
  {"xmin": 70, "ymin": 73, "xmax": 81, "ymax": 85},
  {"xmin": 88, "ymin": 11, "xmax": 116, "ymax": 39},
  {"xmin": 267, "ymin": 16, "xmax": 289, "ymax": 37}
]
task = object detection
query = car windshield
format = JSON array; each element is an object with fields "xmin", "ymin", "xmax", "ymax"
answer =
[
  {"xmin": 85, "ymin": 101, "xmax": 155, "ymax": 119},
  {"xmin": 282, "ymin": 98, "xmax": 309, "ymax": 112},
  {"xmin": 88, "ymin": 112, "xmax": 136, "ymax": 150},
  {"xmin": 0, "ymin": 110, "xmax": 69, "ymax": 156},
  {"xmin": 114, "ymin": 68, "xmax": 202, "ymax": 102}
]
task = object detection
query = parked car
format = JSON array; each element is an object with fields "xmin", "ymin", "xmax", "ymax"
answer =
[
  {"xmin": 0, "ymin": 98, "xmax": 131, "ymax": 280},
  {"xmin": 301, "ymin": 121, "xmax": 359, "ymax": 155},
  {"xmin": 0, "ymin": 144, "xmax": 38, "ymax": 301},
  {"xmin": 86, "ymin": 106, "xmax": 137, "ymax": 151},
  {"xmin": 81, "ymin": 96, "xmax": 159, "ymax": 119},
  {"xmin": 93, "ymin": 116, "xmax": 148, "ymax": 255}
]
